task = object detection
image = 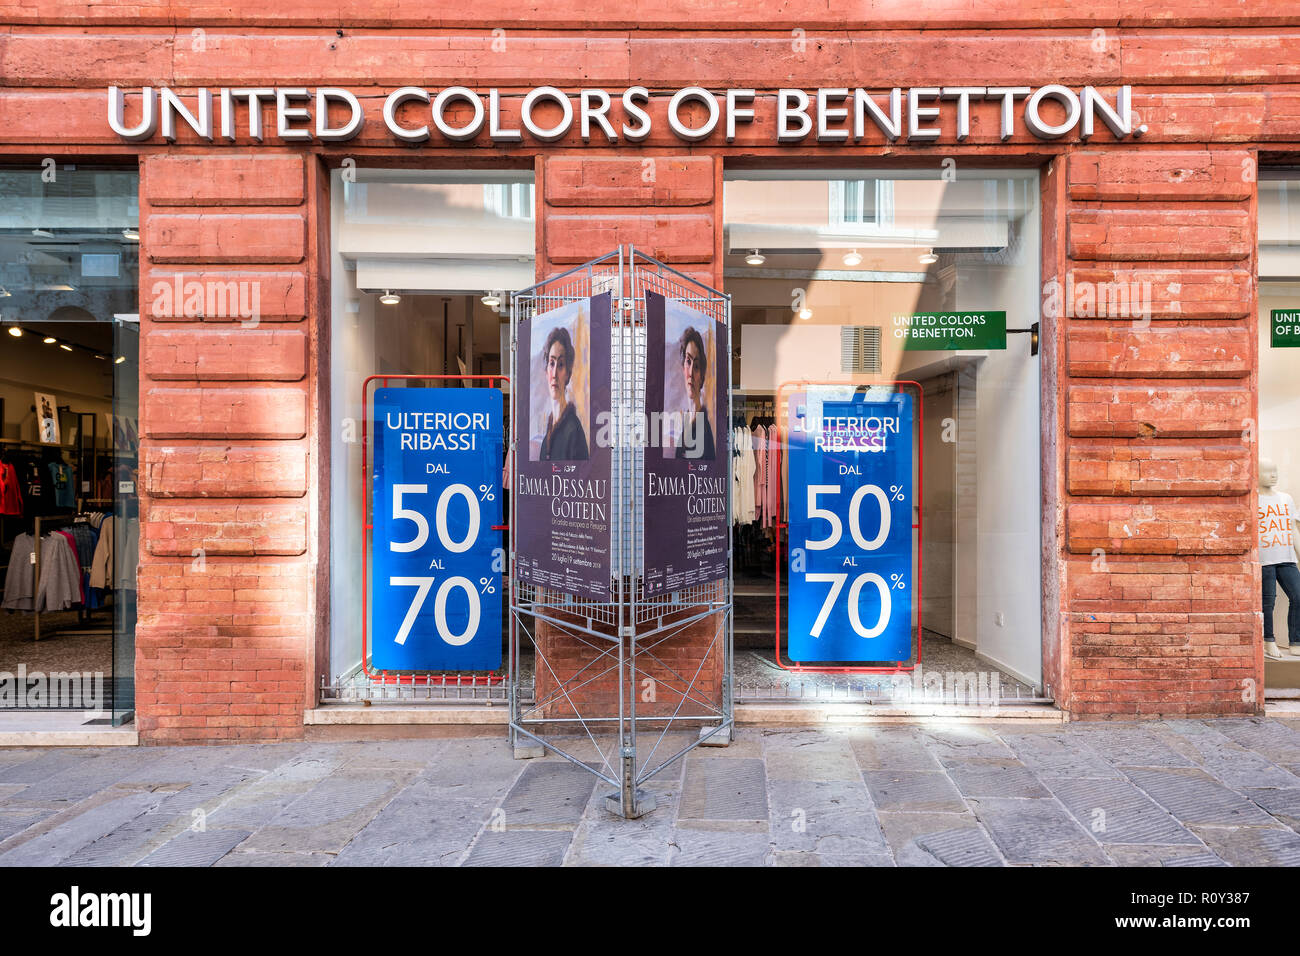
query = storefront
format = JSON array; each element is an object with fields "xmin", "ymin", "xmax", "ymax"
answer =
[{"xmin": 0, "ymin": 8, "xmax": 1286, "ymax": 742}]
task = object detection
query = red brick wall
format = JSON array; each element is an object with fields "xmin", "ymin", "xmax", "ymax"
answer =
[
  {"xmin": 134, "ymin": 153, "xmax": 319, "ymax": 742},
  {"xmin": 5, "ymin": 3, "xmax": 1297, "ymax": 737},
  {"xmin": 1059, "ymin": 149, "xmax": 1259, "ymax": 717}
]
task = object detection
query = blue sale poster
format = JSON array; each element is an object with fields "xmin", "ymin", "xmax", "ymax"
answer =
[
  {"xmin": 371, "ymin": 387, "xmax": 503, "ymax": 671},
  {"xmin": 787, "ymin": 390, "xmax": 914, "ymax": 663}
]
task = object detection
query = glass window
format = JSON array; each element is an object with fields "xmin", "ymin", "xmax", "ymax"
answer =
[
  {"xmin": 329, "ymin": 169, "xmax": 535, "ymax": 686},
  {"xmin": 0, "ymin": 166, "xmax": 139, "ymax": 720},
  {"xmin": 723, "ymin": 168, "xmax": 1042, "ymax": 699}
]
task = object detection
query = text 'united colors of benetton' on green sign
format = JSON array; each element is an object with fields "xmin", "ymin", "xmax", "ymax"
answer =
[
  {"xmin": 895, "ymin": 311, "xmax": 1007, "ymax": 351},
  {"xmin": 1273, "ymin": 310, "xmax": 1300, "ymax": 348}
]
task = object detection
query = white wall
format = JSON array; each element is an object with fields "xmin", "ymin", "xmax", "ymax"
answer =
[{"xmin": 958, "ymin": 230, "xmax": 1043, "ymax": 685}]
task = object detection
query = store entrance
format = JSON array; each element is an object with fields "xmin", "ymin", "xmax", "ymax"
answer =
[
  {"xmin": 724, "ymin": 168, "xmax": 1046, "ymax": 706},
  {"xmin": 327, "ymin": 169, "xmax": 533, "ymax": 696},
  {"xmin": 0, "ymin": 318, "xmax": 138, "ymax": 718},
  {"xmin": 0, "ymin": 166, "xmax": 139, "ymax": 721}
]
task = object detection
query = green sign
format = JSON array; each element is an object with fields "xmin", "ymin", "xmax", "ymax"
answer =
[
  {"xmin": 1273, "ymin": 310, "xmax": 1300, "ymax": 348},
  {"xmin": 895, "ymin": 311, "xmax": 1007, "ymax": 351}
]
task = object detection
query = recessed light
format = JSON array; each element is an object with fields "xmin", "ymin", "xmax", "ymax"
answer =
[
  {"xmin": 0, "ymin": 287, "xmax": 10, "ymax": 298},
  {"xmin": 919, "ymin": 249, "xmax": 939, "ymax": 265},
  {"xmin": 59, "ymin": 344, "xmax": 73, "ymax": 351},
  {"xmin": 114, "ymin": 355, "xmax": 126, "ymax": 364},
  {"xmin": 798, "ymin": 307, "xmax": 813, "ymax": 320},
  {"xmin": 122, "ymin": 227, "xmax": 140, "ymax": 241},
  {"xmin": 745, "ymin": 250, "xmax": 766, "ymax": 266},
  {"xmin": 481, "ymin": 292, "xmax": 501, "ymax": 308},
  {"xmin": 43, "ymin": 336, "xmax": 56, "ymax": 344},
  {"xmin": 7, "ymin": 326, "xmax": 21, "ymax": 337},
  {"xmin": 842, "ymin": 249, "xmax": 862, "ymax": 267},
  {"xmin": 379, "ymin": 290, "xmax": 400, "ymax": 305}
]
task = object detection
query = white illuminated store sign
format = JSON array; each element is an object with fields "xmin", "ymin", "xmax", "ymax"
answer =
[{"xmin": 106, "ymin": 83, "xmax": 1142, "ymax": 145}]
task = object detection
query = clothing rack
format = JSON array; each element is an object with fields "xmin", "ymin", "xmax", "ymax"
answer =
[
  {"xmin": 31, "ymin": 512, "xmax": 110, "ymax": 642},
  {"xmin": 0, "ymin": 439, "xmax": 61, "ymax": 578}
]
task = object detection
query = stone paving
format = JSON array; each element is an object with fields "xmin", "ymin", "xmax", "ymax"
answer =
[{"xmin": 6, "ymin": 718, "xmax": 1300, "ymax": 865}]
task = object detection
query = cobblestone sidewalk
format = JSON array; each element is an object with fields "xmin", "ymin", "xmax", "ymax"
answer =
[{"xmin": 4, "ymin": 718, "xmax": 1300, "ymax": 866}]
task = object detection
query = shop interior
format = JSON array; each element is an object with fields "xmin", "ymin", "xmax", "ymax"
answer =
[
  {"xmin": 0, "ymin": 167, "xmax": 139, "ymax": 715},
  {"xmin": 722, "ymin": 170, "xmax": 1044, "ymax": 698},
  {"xmin": 1258, "ymin": 172, "xmax": 1300, "ymax": 693}
]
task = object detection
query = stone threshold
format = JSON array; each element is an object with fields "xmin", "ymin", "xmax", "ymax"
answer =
[
  {"xmin": 0, "ymin": 712, "xmax": 138, "ymax": 747},
  {"xmin": 305, "ymin": 700, "xmax": 1064, "ymax": 728}
]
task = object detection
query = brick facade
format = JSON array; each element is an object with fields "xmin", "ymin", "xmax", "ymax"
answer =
[{"xmin": 3, "ymin": 3, "xmax": 1293, "ymax": 739}]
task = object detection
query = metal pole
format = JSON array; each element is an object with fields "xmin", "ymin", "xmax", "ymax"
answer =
[{"xmin": 617, "ymin": 248, "xmax": 634, "ymax": 818}]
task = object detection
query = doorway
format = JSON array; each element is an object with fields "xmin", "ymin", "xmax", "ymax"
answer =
[{"xmin": 0, "ymin": 166, "xmax": 139, "ymax": 722}]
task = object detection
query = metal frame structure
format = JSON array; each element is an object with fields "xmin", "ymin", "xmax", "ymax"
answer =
[{"xmin": 508, "ymin": 247, "xmax": 734, "ymax": 819}]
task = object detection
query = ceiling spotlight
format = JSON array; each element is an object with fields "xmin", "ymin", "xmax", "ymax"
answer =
[
  {"xmin": 842, "ymin": 249, "xmax": 862, "ymax": 267},
  {"xmin": 745, "ymin": 249, "xmax": 766, "ymax": 266},
  {"xmin": 122, "ymin": 227, "xmax": 140, "ymax": 241},
  {"xmin": 379, "ymin": 290, "xmax": 400, "ymax": 305},
  {"xmin": 31, "ymin": 228, "xmax": 54, "ymax": 239},
  {"xmin": 0, "ymin": 287, "xmax": 10, "ymax": 298},
  {"xmin": 481, "ymin": 292, "xmax": 502, "ymax": 308},
  {"xmin": 919, "ymin": 249, "xmax": 939, "ymax": 265},
  {"xmin": 6, "ymin": 326, "xmax": 21, "ymax": 337},
  {"xmin": 59, "ymin": 343, "xmax": 73, "ymax": 352},
  {"xmin": 798, "ymin": 307, "xmax": 813, "ymax": 321},
  {"xmin": 43, "ymin": 336, "xmax": 56, "ymax": 344},
  {"xmin": 114, "ymin": 355, "xmax": 126, "ymax": 364}
]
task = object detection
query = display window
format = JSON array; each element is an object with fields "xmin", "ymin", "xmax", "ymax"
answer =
[
  {"xmin": 1258, "ymin": 172, "xmax": 1300, "ymax": 688},
  {"xmin": 327, "ymin": 166, "xmax": 1046, "ymax": 706},
  {"xmin": 722, "ymin": 169, "xmax": 1044, "ymax": 700},
  {"xmin": 0, "ymin": 167, "xmax": 140, "ymax": 721},
  {"xmin": 328, "ymin": 169, "xmax": 534, "ymax": 691}
]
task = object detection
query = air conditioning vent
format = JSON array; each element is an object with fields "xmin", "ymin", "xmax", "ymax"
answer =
[{"xmin": 840, "ymin": 325, "xmax": 882, "ymax": 374}]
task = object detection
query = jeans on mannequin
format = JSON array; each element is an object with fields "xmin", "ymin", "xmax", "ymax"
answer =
[{"xmin": 1263, "ymin": 562, "xmax": 1300, "ymax": 645}]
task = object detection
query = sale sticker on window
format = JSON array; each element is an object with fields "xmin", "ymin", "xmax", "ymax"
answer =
[
  {"xmin": 786, "ymin": 389, "xmax": 914, "ymax": 664},
  {"xmin": 371, "ymin": 387, "xmax": 503, "ymax": 671}
]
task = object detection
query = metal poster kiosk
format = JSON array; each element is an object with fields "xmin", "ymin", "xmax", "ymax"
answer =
[{"xmin": 509, "ymin": 247, "xmax": 734, "ymax": 819}]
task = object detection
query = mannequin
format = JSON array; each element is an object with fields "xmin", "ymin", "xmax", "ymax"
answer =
[{"xmin": 1259, "ymin": 457, "xmax": 1300, "ymax": 660}]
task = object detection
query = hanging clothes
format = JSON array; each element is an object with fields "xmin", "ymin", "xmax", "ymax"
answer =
[
  {"xmin": 48, "ymin": 461, "xmax": 75, "ymax": 509},
  {"xmin": 89, "ymin": 517, "xmax": 114, "ymax": 591},
  {"xmin": 118, "ymin": 515, "xmax": 140, "ymax": 590},
  {"xmin": 731, "ymin": 425, "xmax": 756, "ymax": 524},
  {"xmin": 62, "ymin": 521, "xmax": 100, "ymax": 608},
  {"xmin": 54, "ymin": 529, "xmax": 85, "ymax": 605},
  {"xmin": 1, "ymin": 532, "xmax": 81, "ymax": 612},
  {"xmin": 39, "ymin": 532, "xmax": 82, "ymax": 611},
  {"xmin": 2, "ymin": 533, "xmax": 35, "ymax": 610},
  {"xmin": 765, "ymin": 431, "xmax": 782, "ymax": 527},
  {"xmin": 0, "ymin": 461, "xmax": 22, "ymax": 515}
]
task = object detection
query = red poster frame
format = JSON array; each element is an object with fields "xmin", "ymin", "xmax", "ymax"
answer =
[
  {"xmin": 361, "ymin": 373, "xmax": 510, "ymax": 686},
  {"xmin": 773, "ymin": 379, "xmax": 924, "ymax": 674}
]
